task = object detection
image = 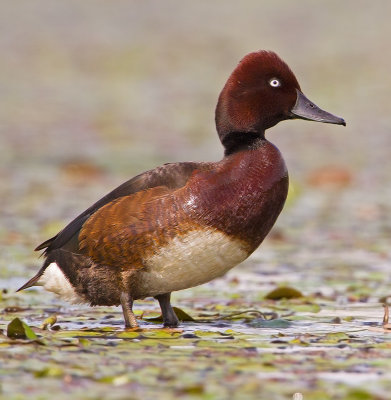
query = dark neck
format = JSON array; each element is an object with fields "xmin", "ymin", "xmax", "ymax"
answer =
[{"xmin": 222, "ymin": 131, "xmax": 265, "ymax": 156}]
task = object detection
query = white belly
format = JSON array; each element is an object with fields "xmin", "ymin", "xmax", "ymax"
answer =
[{"xmin": 137, "ymin": 229, "xmax": 249, "ymax": 297}]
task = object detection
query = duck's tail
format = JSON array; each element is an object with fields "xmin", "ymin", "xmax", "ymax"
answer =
[{"xmin": 16, "ymin": 259, "xmax": 51, "ymax": 292}]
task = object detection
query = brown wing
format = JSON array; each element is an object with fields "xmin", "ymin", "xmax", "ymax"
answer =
[
  {"xmin": 78, "ymin": 185, "xmax": 187, "ymax": 269},
  {"xmin": 37, "ymin": 162, "xmax": 205, "ymax": 255}
]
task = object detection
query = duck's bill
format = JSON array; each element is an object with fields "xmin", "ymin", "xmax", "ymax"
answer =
[{"xmin": 290, "ymin": 89, "xmax": 346, "ymax": 126}]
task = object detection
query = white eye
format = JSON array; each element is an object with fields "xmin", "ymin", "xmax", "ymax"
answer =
[{"xmin": 269, "ymin": 78, "xmax": 281, "ymax": 88}]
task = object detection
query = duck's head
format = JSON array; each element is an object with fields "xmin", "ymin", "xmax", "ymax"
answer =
[{"xmin": 216, "ymin": 50, "xmax": 345, "ymax": 155}]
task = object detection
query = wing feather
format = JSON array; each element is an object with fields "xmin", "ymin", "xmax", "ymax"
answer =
[
  {"xmin": 37, "ymin": 162, "xmax": 204, "ymax": 255},
  {"xmin": 78, "ymin": 185, "xmax": 181, "ymax": 269}
]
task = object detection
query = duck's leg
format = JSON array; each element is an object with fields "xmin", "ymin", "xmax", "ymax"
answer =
[
  {"xmin": 155, "ymin": 293, "xmax": 179, "ymax": 327},
  {"xmin": 120, "ymin": 292, "xmax": 139, "ymax": 328}
]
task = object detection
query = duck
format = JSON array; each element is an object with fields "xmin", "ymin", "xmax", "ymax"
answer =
[{"xmin": 18, "ymin": 50, "xmax": 345, "ymax": 329}]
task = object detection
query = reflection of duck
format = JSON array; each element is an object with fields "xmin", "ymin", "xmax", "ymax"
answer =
[{"xmin": 18, "ymin": 51, "xmax": 345, "ymax": 328}]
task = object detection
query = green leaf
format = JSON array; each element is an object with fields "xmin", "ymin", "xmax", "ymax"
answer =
[
  {"xmin": 193, "ymin": 330, "xmax": 223, "ymax": 338},
  {"xmin": 173, "ymin": 307, "xmax": 195, "ymax": 322},
  {"xmin": 324, "ymin": 332, "xmax": 350, "ymax": 343},
  {"xmin": 116, "ymin": 331, "xmax": 141, "ymax": 339},
  {"xmin": 221, "ymin": 310, "xmax": 266, "ymax": 320},
  {"xmin": 34, "ymin": 366, "xmax": 64, "ymax": 378},
  {"xmin": 54, "ymin": 330, "xmax": 106, "ymax": 338},
  {"xmin": 7, "ymin": 318, "xmax": 37, "ymax": 340},
  {"xmin": 40, "ymin": 315, "xmax": 57, "ymax": 330},
  {"xmin": 141, "ymin": 329, "xmax": 182, "ymax": 339},
  {"xmin": 248, "ymin": 318, "xmax": 292, "ymax": 328},
  {"xmin": 265, "ymin": 286, "xmax": 303, "ymax": 300}
]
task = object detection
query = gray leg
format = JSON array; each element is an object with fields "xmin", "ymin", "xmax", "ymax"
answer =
[
  {"xmin": 120, "ymin": 292, "xmax": 139, "ymax": 328},
  {"xmin": 155, "ymin": 293, "xmax": 179, "ymax": 327}
]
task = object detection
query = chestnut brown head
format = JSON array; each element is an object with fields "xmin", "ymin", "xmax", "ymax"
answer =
[{"xmin": 215, "ymin": 51, "xmax": 345, "ymax": 154}]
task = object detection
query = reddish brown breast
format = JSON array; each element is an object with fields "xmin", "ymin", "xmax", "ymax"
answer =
[{"xmin": 180, "ymin": 138, "xmax": 288, "ymax": 252}]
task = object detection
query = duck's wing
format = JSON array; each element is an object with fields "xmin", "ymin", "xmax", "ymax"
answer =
[
  {"xmin": 36, "ymin": 162, "xmax": 203, "ymax": 255},
  {"xmin": 78, "ymin": 184, "xmax": 184, "ymax": 269}
]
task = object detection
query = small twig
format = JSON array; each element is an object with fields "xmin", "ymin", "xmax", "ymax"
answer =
[{"xmin": 383, "ymin": 303, "xmax": 389, "ymax": 325}]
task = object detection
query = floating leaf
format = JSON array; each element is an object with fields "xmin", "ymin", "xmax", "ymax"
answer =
[
  {"xmin": 324, "ymin": 332, "xmax": 350, "ymax": 343},
  {"xmin": 34, "ymin": 366, "xmax": 64, "ymax": 378},
  {"xmin": 193, "ymin": 330, "xmax": 223, "ymax": 338},
  {"xmin": 144, "ymin": 307, "xmax": 194, "ymax": 322},
  {"xmin": 195, "ymin": 340, "xmax": 227, "ymax": 348},
  {"xmin": 78, "ymin": 338, "xmax": 92, "ymax": 347},
  {"xmin": 221, "ymin": 310, "xmax": 266, "ymax": 320},
  {"xmin": 173, "ymin": 307, "xmax": 195, "ymax": 322},
  {"xmin": 265, "ymin": 287, "xmax": 303, "ymax": 300},
  {"xmin": 248, "ymin": 318, "xmax": 292, "ymax": 328},
  {"xmin": 7, "ymin": 318, "xmax": 37, "ymax": 340},
  {"xmin": 134, "ymin": 339, "xmax": 171, "ymax": 347},
  {"xmin": 141, "ymin": 329, "xmax": 182, "ymax": 339},
  {"xmin": 116, "ymin": 331, "xmax": 141, "ymax": 339},
  {"xmin": 40, "ymin": 315, "xmax": 57, "ymax": 330},
  {"xmin": 98, "ymin": 374, "xmax": 131, "ymax": 385},
  {"xmin": 289, "ymin": 337, "xmax": 310, "ymax": 346},
  {"xmin": 54, "ymin": 330, "xmax": 106, "ymax": 338}
]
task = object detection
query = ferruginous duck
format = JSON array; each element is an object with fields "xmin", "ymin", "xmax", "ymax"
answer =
[{"xmin": 18, "ymin": 50, "xmax": 345, "ymax": 328}]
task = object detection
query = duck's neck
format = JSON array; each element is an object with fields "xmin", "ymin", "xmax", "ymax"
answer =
[{"xmin": 222, "ymin": 131, "xmax": 265, "ymax": 156}]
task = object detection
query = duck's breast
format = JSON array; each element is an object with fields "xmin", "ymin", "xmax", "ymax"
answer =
[{"xmin": 183, "ymin": 139, "xmax": 289, "ymax": 251}]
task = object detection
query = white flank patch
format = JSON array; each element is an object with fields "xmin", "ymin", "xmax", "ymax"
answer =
[
  {"xmin": 38, "ymin": 262, "xmax": 85, "ymax": 304},
  {"xmin": 138, "ymin": 229, "xmax": 249, "ymax": 297}
]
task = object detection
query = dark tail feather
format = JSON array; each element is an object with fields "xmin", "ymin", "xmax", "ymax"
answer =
[
  {"xmin": 16, "ymin": 274, "xmax": 41, "ymax": 292},
  {"xmin": 35, "ymin": 235, "xmax": 57, "ymax": 251}
]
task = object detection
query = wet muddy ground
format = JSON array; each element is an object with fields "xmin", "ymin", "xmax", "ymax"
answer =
[{"xmin": 1, "ymin": 1, "xmax": 391, "ymax": 399}]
